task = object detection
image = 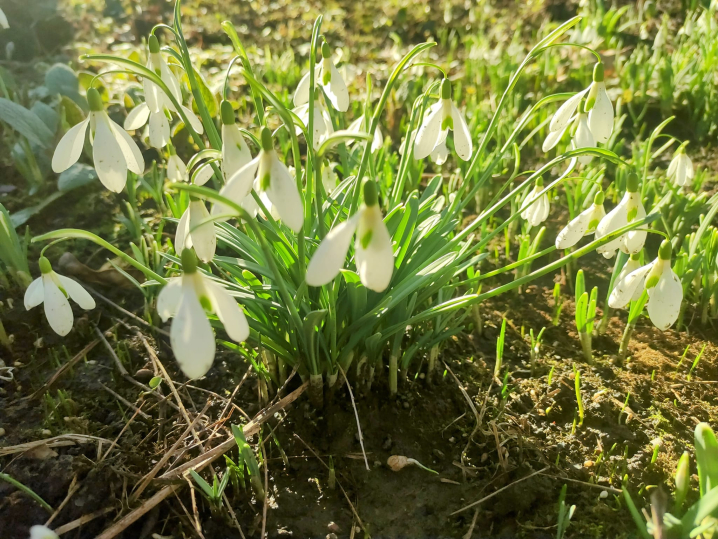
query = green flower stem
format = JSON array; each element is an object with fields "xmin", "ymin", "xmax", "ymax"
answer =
[
  {"xmin": 0, "ymin": 472, "xmax": 54, "ymax": 513},
  {"xmin": 221, "ymin": 21, "xmax": 265, "ymax": 125},
  {"xmin": 32, "ymin": 229, "xmax": 168, "ymax": 285},
  {"xmin": 306, "ymin": 16, "xmax": 323, "ymax": 237}
]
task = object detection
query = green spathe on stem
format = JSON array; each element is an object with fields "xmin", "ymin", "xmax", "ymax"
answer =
[
  {"xmin": 593, "ymin": 190, "xmax": 605, "ymax": 205},
  {"xmin": 261, "ymin": 127, "xmax": 273, "ymax": 152},
  {"xmin": 592, "ymin": 62, "xmax": 604, "ymax": 82},
  {"xmin": 626, "ymin": 172, "xmax": 640, "ymax": 193},
  {"xmin": 220, "ymin": 100, "xmax": 235, "ymax": 125},
  {"xmin": 38, "ymin": 256, "xmax": 52, "ymax": 274},
  {"xmin": 441, "ymin": 78, "xmax": 451, "ymax": 100},
  {"xmin": 363, "ymin": 179, "xmax": 378, "ymax": 206},
  {"xmin": 87, "ymin": 88, "xmax": 103, "ymax": 112},
  {"xmin": 181, "ymin": 248, "xmax": 198, "ymax": 274},
  {"xmin": 658, "ymin": 239, "xmax": 672, "ymax": 261},
  {"xmin": 149, "ymin": 34, "xmax": 160, "ymax": 54}
]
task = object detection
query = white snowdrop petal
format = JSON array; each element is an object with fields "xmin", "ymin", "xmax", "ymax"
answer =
[
  {"xmin": 213, "ymin": 157, "xmax": 260, "ymax": 219},
  {"xmin": 323, "ymin": 61, "xmax": 350, "ymax": 112},
  {"xmin": 574, "ymin": 115, "xmax": 595, "ymax": 165},
  {"xmin": 205, "ymin": 280, "xmax": 250, "ymax": 342},
  {"xmin": 265, "ymin": 157, "xmax": 304, "ymax": 233},
  {"xmin": 675, "ymin": 162, "xmax": 687, "ymax": 186},
  {"xmin": 555, "ymin": 210, "xmax": 591, "ymax": 249},
  {"xmin": 306, "ymin": 214, "xmax": 360, "ymax": 286},
  {"xmin": 451, "ymin": 102, "xmax": 473, "ymax": 161},
  {"xmin": 167, "ymin": 154, "xmax": 188, "ymax": 182},
  {"xmin": 413, "ymin": 102, "xmax": 444, "ymax": 159},
  {"xmin": 109, "ymin": 119, "xmax": 145, "ymax": 175},
  {"xmin": 193, "ymin": 162, "xmax": 215, "ymax": 186},
  {"xmin": 159, "ymin": 57, "xmax": 182, "ymax": 103},
  {"xmin": 667, "ymin": 155, "xmax": 678, "ymax": 178},
  {"xmin": 143, "ymin": 78, "xmax": 162, "ymax": 114},
  {"xmin": 43, "ymin": 275, "xmax": 74, "ymax": 336},
  {"xmin": 595, "ymin": 195, "xmax": 629, "ymax": 258},
  {"xmin": 549, "ymin": 89, "xmax": 587, "ymax": 132},
  {"xmin": 189, "ymin": 201, "xmax": 216, "ymax": 263},
  {"xmin": 622, "ymin": 199, "xmax": 647, "ymax": 254},
  {"xmin": 180, "ymin": 105, "xmax": 205, "ymax": 135},
  {"xmin": 587, "ymin": 82, "xmax": 614, "ymax": 143},
  {"xmin": 355, "ymin": 207, "xmax": 394, "ymax": 292},
  {"xmin": 175, "ymin": 207, "xmax": 191, "ymax": 253},
  {"xmin": 647, "ymin": 265, "xmax": 683, "ymax": 330},
  {"xmin": 222, "ymin": 124, "xmax": 252, "ymax": 179},
  {"xmin": 171, "ymin": 285, "xmax": 215, "ymax": 379},
  {"xmin": 608, "ymin": 263, "xmax": 652, "ymax": 309},
  {"xmin": 157, "ymin": 277, "xmax": 183, "ymax": 321},
  {"xmin": 29, "ymin": 525, "xmax": 59, "ymax": 539},
  {"xmin": 372, "ymin": 126, "xmax": 384, "ymax": 153},
  {"xmin": 683, "ymin": 154, "xmax": 694, "ymax": 179},
  {"xmin": 124, "ymin": 103, "xmax": 151, "ymax": 131},
  {"xmin": 24, "ymin": 277, "xmax": 44, "ymax": 309},
  {"xmin": 542, "ymin": 124, "xmax": 568, "ymax": 152},
  {"xmin": 93, "ymin": 116, "xmax": 128, "ymax": 193},
  {"xmin": 148, "ymin": 110, "xmax": 170, "ymax": 149},
  {"xmin": 51, "ymin": 117, "xmax": 90, "ymax": 173},
  {"xmin": 0, "ymin": 8, "xmax": 8, "ymax": 29},
  {"xmin": 57, "ymin": 275, "xmax": 95, "ymax": 310},
  {"xmin": 293, "ymin": 69, "xmax": 313, "ymax": 107},
  {"xmin": 431, "ymin": 134, "xmax": 449, "ymax": 165}
]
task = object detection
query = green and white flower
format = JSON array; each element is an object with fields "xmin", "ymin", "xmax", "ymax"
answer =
[
  {"xmin": 595, "ymin": 173, "xmax": 646, "ymax": 258},
  {"xmin": 347, "ymin": 116, "xmax": 384, "ymax": 154},
  {"xmin": 307, "ymin": 180, "xmax": 394, "ymax": 292},
  {"xmin": 166, "ymin": 144, "xmax": 189, "ymax": 182},
  {"xmin": 212, "ymin": 127, "xmax": 303, "ymax": 233},
  {"xmin": 414, "ymin": 79, "xmax": 472, "ymax": 162},
  {"xmin": 556, "ymin": 191, "xmax": 606, "ymax": 249},
  {"xmin": 176, "ymin": 199, "xmax": 216, "ymax": 263},
  {"xmin": 220, "ymin": 100, "xmax": 252, "ymax": 180},
  {"xmin": 667, "ymin": 145, "xmax": 694, "ymax": 187},
  {"xmin": 608, "ymin": 241, "xmax": 682, "ymax": 330},
  {"xmin": 52, "ymin": 88, "xmax": 145, "ymax": 192},
  {"xmin": 293, "ymin": 99, "xmax": 334, "ymax": 148},
  {"xmin": 521, "ymin": 178, "xmax": 550, "ymax": 227},
  {"xmin": 294, "ymin": 40, "xmax": 349, "ymax": 112},
  {"xmin": 0, "ymin": 8, "xmax": 8, "ymax": 29},
  {"xmin": 158, "ymin": 249, "xmax": 249, "ymax": 379},
  {"xmin": 24, "ymin": 257, "xmax": 95, "ymax": 337}
]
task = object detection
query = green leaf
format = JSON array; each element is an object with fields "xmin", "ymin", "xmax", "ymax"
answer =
[
  {"xmin": 31, "ymin": 102, "xmax": 58, "ymax": 134},
  {"xmin": 11, "ymin": 192, "xmax": 64, "ymax": 227},
  {"xmin": 189, "ymin": 470, "xmax": 216, "ymax": 500},
  {"xmin": 149, "ymin": 376, "xmax": 162, "ymax": 389},
  {"xmin": 696, "ymin": 423, "xmax": 718, "ymax": 496},
  {"xmin": 0, "ymin": 98, "xmax": 55, "ymax": 148},
  {"xmin": 58, "ymin": 164, "xmax": 97, "ymax": 192},
  {"xmin": 193, "ymin": 69, "xmax": 218, "ymax": 118}
]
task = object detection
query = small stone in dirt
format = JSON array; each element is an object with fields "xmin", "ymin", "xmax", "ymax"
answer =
[
  {"xmin": 326, "ymin": 534, "xmax": 338, "ymax": 539},
  {"xmin": 419, "ymin": 373, "xmax": 425, "ymax": 379},
  {"xmin": 135, "ymin": 368, "xmax": 154, "ymax": 383},
  {"xmin": 13, "ymin": 361, "xmax": 23, "ymax": 367},
  {"xmin": 0, "ymin": 427, "xmax": 5, "ymax": 436},
  {"xmin": 277, "ymin": 529, "xmax": 292, "ymax": 537},
  {"xmin": 382, "ymin": 435, "xmax": 393, "ymax": 450},
  {"xmin": 403, "ymin": 401, "xmax": 410, "ymax": 409},
  {"xmin": 327, "ymin": 522, "xmax": 340, "ymax": 533},
  {"xmin": 41, "ymin": 429, "xmax": 52, "ymax": 436},
  {"xmin": 599, "ymin": 490, "xmax": 608, "ymax": 499},
  {"xmin": 449, "ymin": 436, "xmax": 456, "ymax": 443},
  {"xmin": 373, "ymin": 460, "xmax": 382, "ymax": 468},
  {"xmin": 584, "ymin": 460, "xmax": 595, "ymax": 468}
]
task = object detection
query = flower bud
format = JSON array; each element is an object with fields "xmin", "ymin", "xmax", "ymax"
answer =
[
  {"xmin": 674, "ymin": 451, "xmax": 690, "ymax": 510},
  {"xmin": 87, "ymin": 88, "xmax": 103, "ymax": 112},
  {"xmin": 220, "ymin": 100, "xmax": 235, "ymax": 125},
  {"xmin": 181, "ymin": 248, "xmax": 198, "ymax": 274}
]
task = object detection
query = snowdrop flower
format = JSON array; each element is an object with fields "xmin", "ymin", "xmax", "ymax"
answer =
[
  {"xmin": 0, "ymin": 8, "xmax": 8, "ymax": 29},
  {"xmin": 544, "ymin": 62, "xmax": 613, "ymax": 151},
  {"xmin": 24, "ymin": 257, "xmax": 95, "ymax": 337},
  {"xmin": 29, "ymin": 525, "xmax": 59, "ymax": 539},
  {"xmin": 293, "ymin": 100, "xmax": 334, "ymax": 148},
  {"xmin": 414, "ymin": 79, "xmax": 472, "ymax": 162},
  {"xmin": 158, "ymin": 249, "xmax": 249, "ymax": 379},
  {"xmin": 571, "ymin": 107, "xmax": 596, "ymax": 165},
  {"xmin": 608, "ymin": 240, "xmax": 682, "ymax": 330},
  {"xmin": 306, "ymin": 180, "xmax": 393, "ymax": 292},
  {"xmin": 322, "ymin": 163, "xmax": 338, "ymax": 193},
  {"xmin": 347, "ymin": 116, "xmax": 384, "ymax": 153},
  {"xmin": 166, "ymin": 144, "xmax": 188, "ymax": 182},
  {"xmin": 127, "ymin": 35, "xmax": 203, "ymax": 144},
  {"xmin": 294, "ymin": 41, "xmax": 349, "ymax": 112},
  {"xmin": 521, "ymin": 178, "xmax": 550, "ymax": 227},
  {"xmin": 556, "ymin": 191, "xmax": 606, "ymax": 249},
  {"xmin": 176, "ymin": 199, "xmax": 216, "ymax": 263},
  {"xmin": 595, "ymin": 173, "xmax": 647, "ymax": 258},
  {"xmin": 52, "ymin": 88, "xmax": 145, "ymax": 192},
  {"xmin": 220, "ymin": 100, "xmax": 252, "ymax": 180},
  {"xmin": 615, "ymin": 253, "xmax": 643, "ymax": 300},
  {"xmin": 667, "ymin": 145, "xmax": 694, "ymax": 187},
  {"xmin": 212, "ymin": 128, "xmax": 303, "ymax": 233}
]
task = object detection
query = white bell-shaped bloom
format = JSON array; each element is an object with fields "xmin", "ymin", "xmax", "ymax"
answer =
[
  {"xmin": 52, "ymin": 88, "xmax": 145, "ymax": 192},
  {"xmin": 614, "ymin": 253, "xmax": 644, "ymax": 302},
  {"xmin": 24, "ymin": 257, "xmax": 95, "ymax": 337},
  {"xmin": 0, "ymin": 8, "xmax": 9, "ymax": 29},
  {"xmin": 321, "ymin": 163, "xmax": 338, "ymax": 194},
  {"xmin": 556, "ymin": 191, "xmax": 606, "ymax": 249},
  {"xmin": 667, "ymin": 147, "xmax": 694, "ymax": 187},
  {"xmin": 595, "ymin": 174, "xmax": 646, "ymax": 258},
  {"xmin": 293, "ymin": 100, "xmax": 334, "ymax": 148},
  {"xmin": 572, "ymin": 112, "xmax": 596, "ymax": 165},
  {"xmin": 124, "ymin": 101, "xmax": 170, "ymax": 150},
  {"xmin": 294, "ymin": 41, "xmax": 349, "ymax": 112},
  {"xmin": 430, "ymin": 130, "xmax": 450, "ymax": 165},
  {"xmin": 220, "ymin": 100, "xmax": 252, "ymax": 180},
  {"xmin": 414, "ymin": 79, "xmax": 472, "ymax": 162},
  {"xmin": 29, "ymin": 525, "xmax": 59, "ymax": 539},
  {"xmin": 212, "ymin": 128, "xmax": 303, "ymax": 233},
  {"xmin": 347, "ymin": 116, "xmax": 384, "ymax": 153},
  {"xmin": 166, "ymin": 145, "xmax": 188, "ymax": 182},
  {"xmin": 544, "ymin": 62, "xmax": 613, "ymax": 151},
  {"xmin": 141, "ymin": 35, "xmax": 203, "ymax": 135},
  {"xmin": 306, "ymin": 180, "xmax": 394, "ymax": 292},
  {"xmin": 176, "ymin": 199, "xmax": 216, "ymax": 263},
  {"xmin": 158, "ymin": 249, "xmax": 250, "ymax": 379},
  {"xmin": 521, "ymin": 178, "xmax": 550, "ymax": 227},
  {"xmin": 608, "ymin": 241, "xmax": 683, "ymax": 330}
]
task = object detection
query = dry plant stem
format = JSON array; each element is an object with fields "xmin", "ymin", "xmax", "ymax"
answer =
[
  {"xmin": 443, "ymin": 362, "xmax": 485, "ymax": 470},
  {"xmin": 45, "ymin": 475, "xmax": 79, "ymax": 526},
  {"xmin": 0, "ymin": 434, "xmax": 114, "ymax": 457},
  {"xmin": 538, "ymin": 472, "xmax": 622, "ymax": 494},
  {"xmin": 53, "ymin": 506, "xmax": 116, "ymax": 535},
  {"xmin": 98, "ymin": 383, "xmax": 151, "ymax": 420},
  {"xmin": 338, "ymin": 365, "xmax": 370, "ymax": 471},
  {"xmin": 99, "ymin": 404, "xmax": 146, "ymax": 463},
  {"xmin": 94, "ymin": 323, "xmax": 128, "ymax": 376},
  {"xmin": 463, "ymin": 508, "xmax": 480, "ymax": 539},
  {"xmin": 25, "ymin": 338, "xmax": 100, "ymax": 400},
  {"xmin": 451, "ymin": 466, "xmax": 549, "ymax": 515},
  {"xmin": 389, "ymin": 352, "xmax": 399, "ymax": 395}
]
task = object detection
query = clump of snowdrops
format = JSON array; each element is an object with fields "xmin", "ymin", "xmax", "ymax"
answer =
[{"xmin": 27, "ymin": 1, "xmax": 690, "ymax": 408}]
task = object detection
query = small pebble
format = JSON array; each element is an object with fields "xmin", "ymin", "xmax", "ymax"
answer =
[
  {"xmin": 0, "ymin": 427, "xmax": 5, "ymax": 436},
  {"xmin": 448, "ymin": 436, "xmax": 456, "ymax": 443},
  {"xmin": 327, "ymin": 522, "xmax": 340, "ymax": 533},
  {"xmin": 584, "ymin": 460, "xmax": 595, "ymax": 468},
  {"xmin": 599, "ymin": 490, "xmax": 608, "ymax": 499},
  {"xmin": 419, "ymin": 373, "xmax": 425, "ymax": 379},
  {"xmin": 13, "ymin": 361, "xmax": 23, "ymax": 367},
  {"xmin": 326, "ymin": 534, "xmax": 337, "ymax": 539},
  {"xmin": 41, "ymin": 429, "xmax": 52, "ymax": 437},
  {"xmin": 403, "ymin": 401, "xmax": 410, "ymax": 409}
]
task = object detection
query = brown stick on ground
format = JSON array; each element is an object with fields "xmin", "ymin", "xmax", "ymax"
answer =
[{"xmin": 93, "ymin": 381, "xmax": 308, "ymax": 539}]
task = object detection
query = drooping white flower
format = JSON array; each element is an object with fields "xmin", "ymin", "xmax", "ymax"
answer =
[
  {"xmin": 556, "ymin": 191, "xmax": 606, "ymax": 249},
  {"xmin": 294, "ymin": 41, "xmax": 349, "ymax": 112},
  {"xmin": 29, "ymin": 525, "xmax": 59, "ymax": 539},
  {"xmin": 0, "ymin": 8, "xmax": 9, "ymax": 29},
  {"xmin": 521, "ymin": 178, "xmax": 550, "ymax": 227},
  {"xmin": 430, "ymin": 130, "xmax": 450, "ymax": 165},
  {"xmin": 24, "ymin": 257, "xmax": 95, "ymax": 337},
  {"xmin": 414, "ymin": 79, "xmax": 472, "ymax": 162},
  {"xmin": 321, "ymin": 163, "xmax": 338, "ymax": 194},
  {"xmin": 543, "ymin": 62, "xmax": 613, "ymax": 151},
  {"xmin": 608, "ymin": 240, "xmax": 683, "ymax": 330},
  {"xmin": 220, "ymin": 100, "xmax": 252, "ymax": 180},
  {"xmin": 158, "ymin": 249, "xmax": 250, "ymax": 379},
  {"xmin": 595, "ymin": 173, "xmax": 647, "ymax": 258},
  {"xmin": 614, "ymin": 253, "xmax": 644, "ymax": 302},
  {"xmin": 166, "ymin": 144, "xmax": 188, "ymax": 182},
  {"xmin": 306, "ymin": 180, "xmax": 393, "ymax": 292},
  {"xmin": 123, "ymin": 101, "xmax": 170, "ymax": 150},
  {"xmin": 212, "ymin": 127, "xmax": 303, "ymax": 233},
  {"xmin": 293, "ymin": 100, "xmax": 334, "ymax": 148},
  {"xmin": 347, "ymin": 116, "xmax": 384, "ymax": 153},
  {"xmin": 52, "ymin": 88, "xmax": 145, "ymax": 192},
  {"xmin": 571, "ymin": 111, "xmax": 596, "ymax": 165},
  {"xmin": 176, "ymin": 199, "xmax": 216, "ymax": 263},
  {"xmin": 667, "ymin": 146, "xmax": 694, "ymax": 187}
]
